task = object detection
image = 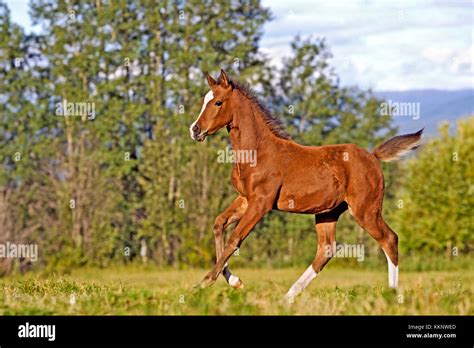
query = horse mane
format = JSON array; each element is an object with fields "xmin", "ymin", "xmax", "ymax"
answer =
[{"xmin": 218, "ymin": 77, "xmax": 291, "ymax": 140}]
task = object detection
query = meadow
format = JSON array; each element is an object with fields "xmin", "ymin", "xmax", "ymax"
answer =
[{"xmin": 0, "ymin": 265, "xmax": 472, "ymax": 315}]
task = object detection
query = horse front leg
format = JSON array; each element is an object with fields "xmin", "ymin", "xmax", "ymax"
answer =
[
  {"xmin": 212, "ymin": 196, "xmax": 248, "ymax": 288},
  {"xmin": 200, "ymin": 195, "xmax": 273, "ymax": 288}
]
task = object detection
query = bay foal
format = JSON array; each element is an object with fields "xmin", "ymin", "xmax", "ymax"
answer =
[{"xmin": 190, "ymin": 69, "xmax": 422, "ymax": 297}]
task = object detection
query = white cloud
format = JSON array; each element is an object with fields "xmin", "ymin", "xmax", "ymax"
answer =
[
  {"xmin": 450, "ymin": 45, "xmax": 474, "ymax": 74},
  {"xmin": 4, "ymin": 0, "xmax": 473, "ymax": 91},
  {"xmin": 261, "ymin": 0, "xmax": 474, "ymax": 91}
]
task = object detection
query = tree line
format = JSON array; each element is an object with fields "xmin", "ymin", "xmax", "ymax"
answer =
[{"xmin": 0, "ymin": 0, "xmax": 471, "ymax": 274}]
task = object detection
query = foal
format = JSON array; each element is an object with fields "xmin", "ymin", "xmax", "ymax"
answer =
[{"xmin": 190, "ymin": 69, "xmax": 422, "ymax": 298}]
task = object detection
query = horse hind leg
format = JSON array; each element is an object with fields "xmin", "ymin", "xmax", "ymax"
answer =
[
  {"xmin": 350, "ymin": 206, "xmax": 399, "ymax": 289},
  {"xmin": 285, "ymin": 205, "xmax": 346, "ymax": 299},
  {"xmin": 380, "ymin": 219, "xmax": 399, "ymax": 289},
  {"xmin": 285, "ymin": 217, "xmax": 336, "ymax": 299}
]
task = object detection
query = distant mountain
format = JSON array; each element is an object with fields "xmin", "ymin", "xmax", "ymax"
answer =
[{"xmin": 374, "ymin": 89, "xmax": 473, "ymax": 136}]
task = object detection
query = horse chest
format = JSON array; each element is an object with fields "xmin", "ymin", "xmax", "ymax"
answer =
[
  {"xmin": 231, "ymin": 165, "xmax": 269, "ymax": 197},
  {"xmin": 231, "ymin": 165, "xmax": 247, "ymax": 196}
]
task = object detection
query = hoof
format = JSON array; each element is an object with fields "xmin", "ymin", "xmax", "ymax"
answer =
[
  {"xmin": 198, "ymin": 274, "xmax": 216, "ymax": 288},
  {"xmin": 232, "ymin": 278, "xmax": 244, "ymax": 289},
  {"xmin": 235, "ymin": 279, "xmax": 244, "ymax": 289},
  {"xmin": 228, "ymin": 275, "xmax": 244, "ymax": 289}
]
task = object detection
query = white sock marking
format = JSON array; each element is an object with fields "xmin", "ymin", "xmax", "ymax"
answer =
[
  {"xmin": 285, "ymin": 265, "xmax": 317, "ymax": 299},
  {"xmin": 189, "ymin": 90, "xmax": 214, "ymax": 139},
  {"xmin": 228, "ymin": 275, "xmax": 240, "ymax": 287},
  {"xmin": 383, "ymin": 250, "xmax": 398, "ymax": 289},
  {"xmin": 222, "ymin": 263, "xmax": 240, "ymax": 287}
]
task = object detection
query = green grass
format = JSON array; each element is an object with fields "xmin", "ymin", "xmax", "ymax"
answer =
[{"xmin": 0, "ymin": 266, "xmax": 472, "ymax": 315}]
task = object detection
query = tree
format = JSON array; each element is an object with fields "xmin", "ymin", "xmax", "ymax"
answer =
[
  {"xmin": 0, "ymin": 0, "xmax": 408, "ymax": 273},
  {"xmin": 0, "ymin": 2, "xmax": 54, "ymax": 273},
  {"xmin": 277, "ymin": 36, "xmax": 395, "ymax": 147},
  {"xmin": 392, "ymin": 117, "xmax": 474, "ymax": 257},
  {"xmin": 137, "ymin": 0, "xmax": 272, "ymax": 266}
]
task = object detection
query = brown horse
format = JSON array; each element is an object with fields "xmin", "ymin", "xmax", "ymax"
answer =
[{"xmin": 190, "ymin": 69, "xmax": 422, "ymax": 298}]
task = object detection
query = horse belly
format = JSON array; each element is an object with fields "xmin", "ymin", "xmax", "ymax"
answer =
[{"xmin": 276, "ymin": 177, "xmax": 345, "ymax": 214}]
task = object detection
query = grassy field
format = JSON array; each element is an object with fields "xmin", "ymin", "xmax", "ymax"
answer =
[{"xmin": 0, "ymin": 266, "xmax": 472, "ymax": 315}]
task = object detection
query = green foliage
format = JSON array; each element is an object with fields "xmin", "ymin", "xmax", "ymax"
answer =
[
  {"xmin": 277, "ymin": 36, "xmax": 396, "ymax": 147},
  {"xmin": 0, "ymin": 0, "xmax": 466, "ymax": 275},
  {"xmin": 392, "ymin": 117, "xmax": 474, "ymax": 256}
]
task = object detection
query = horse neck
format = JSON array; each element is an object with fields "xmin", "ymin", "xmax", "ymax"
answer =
[{"xmin": 229, "ymin": 91, "xmax": 276, "ymax": 152}]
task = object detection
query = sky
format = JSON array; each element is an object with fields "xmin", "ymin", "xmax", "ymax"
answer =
[
  {"xmin": 261, "ymin": 0, "xmax": 473, "ymax": 91},
  {"xmin": 4, "ymin": 0, "xmax": 474, "ymax": 91}
]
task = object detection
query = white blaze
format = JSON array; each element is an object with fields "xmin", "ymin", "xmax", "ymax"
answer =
[
  {"xmin": 383, "ymin": 250, "xmax": 399, "ymax": 289},
  {"xmin": 189, "ymin": 90, "xmax": 214, "ymax": 139}
]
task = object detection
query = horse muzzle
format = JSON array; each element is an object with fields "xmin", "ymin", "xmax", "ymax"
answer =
[
  {"xmin": 194, "ymin": 131, "xmax": 207, "ymax": 142},
  {"xmin": 190, "ymin": 124, "xmax": 208, "ymax": 142}
]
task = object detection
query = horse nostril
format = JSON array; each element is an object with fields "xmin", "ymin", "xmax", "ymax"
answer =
[{"xmin": 192, "ymin": 125, "xmax": 200, "ymax": 134}]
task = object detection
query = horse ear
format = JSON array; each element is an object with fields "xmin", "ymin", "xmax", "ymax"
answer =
[
  {"xmin": 204, "ymin": 71, "xmax": 217, "ymax": 87},
  {"xmin": 219, "ymin": 69, "xmax": 230, "ymax": 88}
]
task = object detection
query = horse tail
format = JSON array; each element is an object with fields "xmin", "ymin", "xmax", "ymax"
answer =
[{"xmin": 372, "ymin": 129, "xmax": 423, "ymax": 162}]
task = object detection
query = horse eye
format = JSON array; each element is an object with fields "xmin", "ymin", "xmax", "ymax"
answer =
[{"xmin": 215, "ymin": 101, "xmax": 223, "ymax": 106}]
